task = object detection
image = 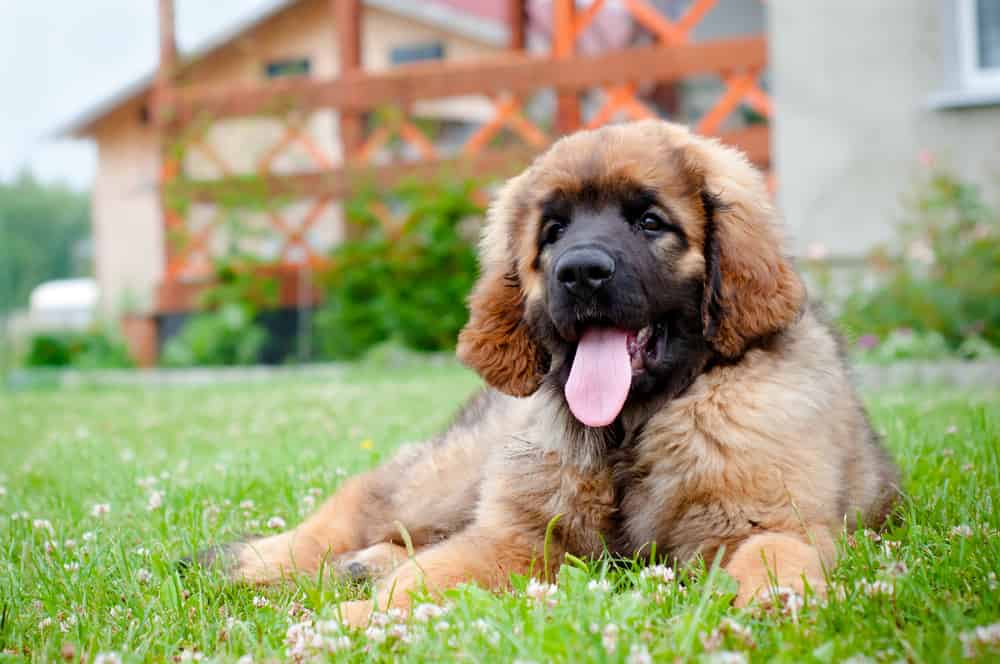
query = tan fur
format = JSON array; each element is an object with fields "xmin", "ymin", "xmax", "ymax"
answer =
[{"xmin": 216, "ymin": 121, "xmax": 900, "ymax": 627}]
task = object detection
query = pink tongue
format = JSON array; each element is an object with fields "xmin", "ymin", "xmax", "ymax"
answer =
[{"xmin": 565, "ymin": 328, "xmax": 632, "ymax": 427}]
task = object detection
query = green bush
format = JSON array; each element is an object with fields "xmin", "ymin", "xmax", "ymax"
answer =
[
  {"xmin": 314, "ymin": 178, "xmax": 483, "ymax": 360},
  {"xmin": 161, "ymin": 304, "xmax": 267, "ymax": 367},
  {"xmin": 23, "ymin": 329, "xmax": 133, "ymax": 369},
  {"xmin": 840, "ymin": 166, "xmax": 1000, "ymax": 355},
  {"xmin": 161, "ymin": 258, "xmax": 278, "ymax": 367}
]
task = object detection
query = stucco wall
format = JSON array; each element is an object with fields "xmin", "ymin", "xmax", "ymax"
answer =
[
  {"xmin": 770, "ymin": 0, "xmax": 1000, "ymax": 259},
  {"xmin": 89, "ymin": 0, "xmax": 500, "ymax": 313},
  {"xmin": 92, "ymin": 101, "xmax": 162, "ymax": 314}
]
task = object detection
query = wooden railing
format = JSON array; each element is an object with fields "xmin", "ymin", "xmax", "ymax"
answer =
[{"xmin": 152, "ymin": 0, "xmax": 771, "ymax": 312}]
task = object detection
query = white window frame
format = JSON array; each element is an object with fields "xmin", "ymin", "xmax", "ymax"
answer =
[{"xmin": 956, "ymin": 0, "xmax": 1000, "ymax": 92}]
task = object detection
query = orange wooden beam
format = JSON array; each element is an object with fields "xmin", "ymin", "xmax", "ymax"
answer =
[
  {"xmin": 553, "ymin": 0, "xmax": 580, "ymax": 133},
  {"xmin": 508, "ymin": 0, "xmax": 527, "ymax": 50},
  {"xmin": 334, "ymin": 0, "xmax": 364, "ymax": 159},
  {"xmin": 172, "ymin": 38, "xmax": 767, "ymax": 122}
]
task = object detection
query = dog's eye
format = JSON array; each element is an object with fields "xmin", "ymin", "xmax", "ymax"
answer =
[
  {"xmin": 540, "ymin": 219, "xmax": 567, "ymax": 247},
  {"xmin": 638, "ymin": 212, "xmax": 667, "ymax": 234}
]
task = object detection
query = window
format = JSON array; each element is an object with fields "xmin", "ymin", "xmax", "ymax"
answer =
[
  {"xmin": 264, "ymin": 57, "xmax": 311, "ymax": 79},
  {"xmin": 931, "ymin": 0, "xmax": 1000, "ymax": 107},
  {"xmin": 389, "ymin": 42, "xmax": 445, "ymax": 66},
  {"xmin": 958, "ymin": 0, "xmax": 1000, "ymax": 90}
]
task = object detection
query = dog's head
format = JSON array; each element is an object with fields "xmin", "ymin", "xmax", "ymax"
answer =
[{"xmin": 457, "ymin": 121, "xmax": 804, "ymax": 427}]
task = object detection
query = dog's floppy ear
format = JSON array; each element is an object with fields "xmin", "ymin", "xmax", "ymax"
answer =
[
  {"xmin": 457, "ymin": 175, "xmax": 549, "ymax": 397},
  {"xmin": 687, "ymin": 142, "xmax": 805, "ymax": 357}
]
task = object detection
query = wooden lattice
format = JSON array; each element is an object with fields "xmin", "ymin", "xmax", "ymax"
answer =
[{"xmin": 155, "ymin": 0, "xmax": 773, "ymax": 309}]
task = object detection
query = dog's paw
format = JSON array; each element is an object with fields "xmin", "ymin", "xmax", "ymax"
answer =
[
  {"xmin": 336, "ymin": 599, "xmax": 375, "ymax": 628},
  {"xmin": 176, "ymin": 542, "xmax": 243, "ymax": 576},
  {"xmin": 333, "ymin": 542, "xmax": 409, "ymax": 582},
  {"xmin": 733, "ymin": 576, "xmax": 826, "ymax": 609}
]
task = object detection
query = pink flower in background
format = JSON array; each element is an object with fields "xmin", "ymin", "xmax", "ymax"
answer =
[
  {"xmin": 857, "ymin": 334, "xmax": 879, "ymax": 350},
  {"xmin": 918, "ymin": 149, "xmax": 936, "ymax": 168},
  {"xmin": 805, "ymin": 242, "xmax": 829, "ymax": 261}
]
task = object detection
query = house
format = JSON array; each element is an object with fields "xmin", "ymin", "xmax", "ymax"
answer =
[
  {"xmin": 58, "ymin": 0, "xmax": 772, "ymax": 324},
  {"xmin": 57, "ymin": 0, "xmax": 512, "ymax": 316},
  {"xmin": 58, "ymin": 0, "xmax": 999, "ymax": 365},
  {"xmin": 769, "ymin": 0, "xmax": 1000, "ymax": 260}
]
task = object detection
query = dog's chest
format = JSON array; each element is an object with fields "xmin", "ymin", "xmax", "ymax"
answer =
[{"xmin": 552, "ymin": 426, "xmax": 729, "ymax": 561}]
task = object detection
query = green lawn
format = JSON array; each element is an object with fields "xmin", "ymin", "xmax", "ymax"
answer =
[{"xmin": 1, "ymin": 361, "xmax": 998, "ymax": 663}]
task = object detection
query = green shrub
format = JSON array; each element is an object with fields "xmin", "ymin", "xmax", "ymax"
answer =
[
  {"xmin": 161, "ymin": 304, "xmax": 267, "ymax": 367},
  {"xmin": 161, "ymin": 258, "xmax": 278, "ymax": 367},
  {"xmin": 23, "ymin": 329, "xmax": 133, "ymax": 369},
  {"xmin": 840, "ymin": 166, "xmax": 1000, "ymax": 354},
  {"xmin": 314, "ymin": 178, "xmax": 484, "ymax": 360}
]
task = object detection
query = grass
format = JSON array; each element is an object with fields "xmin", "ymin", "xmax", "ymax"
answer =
[{"xmin": 1, "ymin": 359, "xmax": 998, "ymax": 663}]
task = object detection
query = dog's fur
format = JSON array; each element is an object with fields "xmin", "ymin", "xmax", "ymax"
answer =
[{"xmin": 201, "ymin": 121, "xmax": 900, "ymax": 625}]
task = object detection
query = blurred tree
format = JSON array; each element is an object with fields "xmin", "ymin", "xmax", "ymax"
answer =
[{"xmin": 0, "ymin": 171, "xmax": 91, "ymax": 313}]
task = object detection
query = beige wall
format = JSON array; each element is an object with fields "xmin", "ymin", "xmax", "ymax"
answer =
[
  {"xmin": 92, "ymin": 100, "xmax": 162, "ymax": 314},
  {"xmin": 89, "ymin": 0, "xmax": 500, "ymax": 313},
  {"xmin": 770, "ymin": 0, "xmax": 1000, "ymax": 259}
]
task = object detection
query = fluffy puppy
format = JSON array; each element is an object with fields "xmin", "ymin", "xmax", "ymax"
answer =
[{"xmin": 194, "ymin": 120, "xmax": 900, "ymax": 626}]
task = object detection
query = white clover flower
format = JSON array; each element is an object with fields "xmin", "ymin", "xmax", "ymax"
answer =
[
  {"xmin": 525, "ymin": 579, "xmax": 558, "ymax": 607},
  {"xmin": 147, "ymin": 490, "xmax": 165, "ymax": 511},
  {"xmin": 412, "ymin": 602, "xmax": 447, "ymax": 622},
  {"xmin": 704, "ymin": 652, "xmax": 748, "ymax": 664},
  {"xmin": 136, "ymin": 568, "xmax": 153, "ymax": 584},
  {"xmin": 365, "ymin": 625, "xmax": 387, "ymax": 643},
  {"xmin": 239, "ymin": 500, "xmax": 255, "ymax": 510},
  {"xmin": 960, "ymin": 621, "xmax": 1000, "ymax": 658},
  {"xmin": 882, "ymin": 560, "xmax": 909, "ymax": 577},
  {"xmin": 38, "ymin": 617, "xmax": 53, "ymax": 630},
  {"xmin": 434, "ymin": 620, "xmax": 451, "ymax": 632},
  {"xmin": 0, "ymin": 486, "xmax": 7, "ymax": 497},
  {"xmin": 758, "ymin": 585, "xmax": 805, "ymax": 614},
  {"xmin": 326, "ymin": 634, "xmax": 352, "ymax": 651},
  {"xmin": 627, "ymin": 644, "xmax": 653, "ymax": 664},
  {"xmin": 858, "ymin": 579, "xmax": 894, "ymax": 598},
  {"xmin": 64, "ymin": 562, "xmax": 80, "ymax": 572},
  {"xmin": 587, "ymin": 578, "xmax": 612, "ymax": 592},
  {"xmin": 252, "ymin": 595, "xmax": 269, "ymax": 608},
  {"xmin": 719, "ymin": 617, "xmax": 755, "ymax": 647},
  {"xmin": 862, "ymin": 529, "xmax": 881, "ymax": 543},
  {"xmin": 950, "ymin": 525, "xmax": 974, "ymax": 538},
  {"xmin": 33, "ymin": 519, "xmax": 53, "ymax": 533},
  {"xmin": 59, "ymin": 615, "xmax": 76, "ymax": 633},
  {"xmin": 91, "ymin": 503, "xmax": 111, "ymax": 518},
  {"xmin": 93, "ymin": 653, "xmax": 123, "ymax": 664},
  {"xmin": 81, "ymin": 531, "xmax": 96, "ymax": 543},
  {"xmin": 602, "ymin": 623, "xmax": 619, "ymax": 654},
  {"xmin": 136, "ymin": 476, "xmax": 158, "ymax": 490},
  {"xmin": 388, "ymin": 623, "xmax": 410, "ymax": 643},
  {"xmin": 266, "ymin": 516, "xmax": 286, "ymax": 530},
  {"xmin": 639, "ymin": 564, "xmax": 675, "ymax": 583},
  {"xmin": 472, "ymin": 619, "xmax": 499, "ymax": 645},
  {"xmin": 63, "ymin": 539, "xmax": 76, "ymax": 551}
]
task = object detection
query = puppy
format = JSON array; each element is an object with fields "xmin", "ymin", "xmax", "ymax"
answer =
[{"xmin": 197, "ymin": 120, "xmax": 900, "ymax": 625}]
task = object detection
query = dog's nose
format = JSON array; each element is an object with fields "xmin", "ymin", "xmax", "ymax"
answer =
[{"xmin": 556, "ymin": 247, "xmax": 616, "ymax": 298}]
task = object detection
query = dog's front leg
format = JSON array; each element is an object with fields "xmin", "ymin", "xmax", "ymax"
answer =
[
  {"xmin": 724, "ymin": 525, "xmax": 836, "ymax": 606},
  {"xmin": 337, "ymin": 524, "xmax": 551, "ymax": 627}
]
